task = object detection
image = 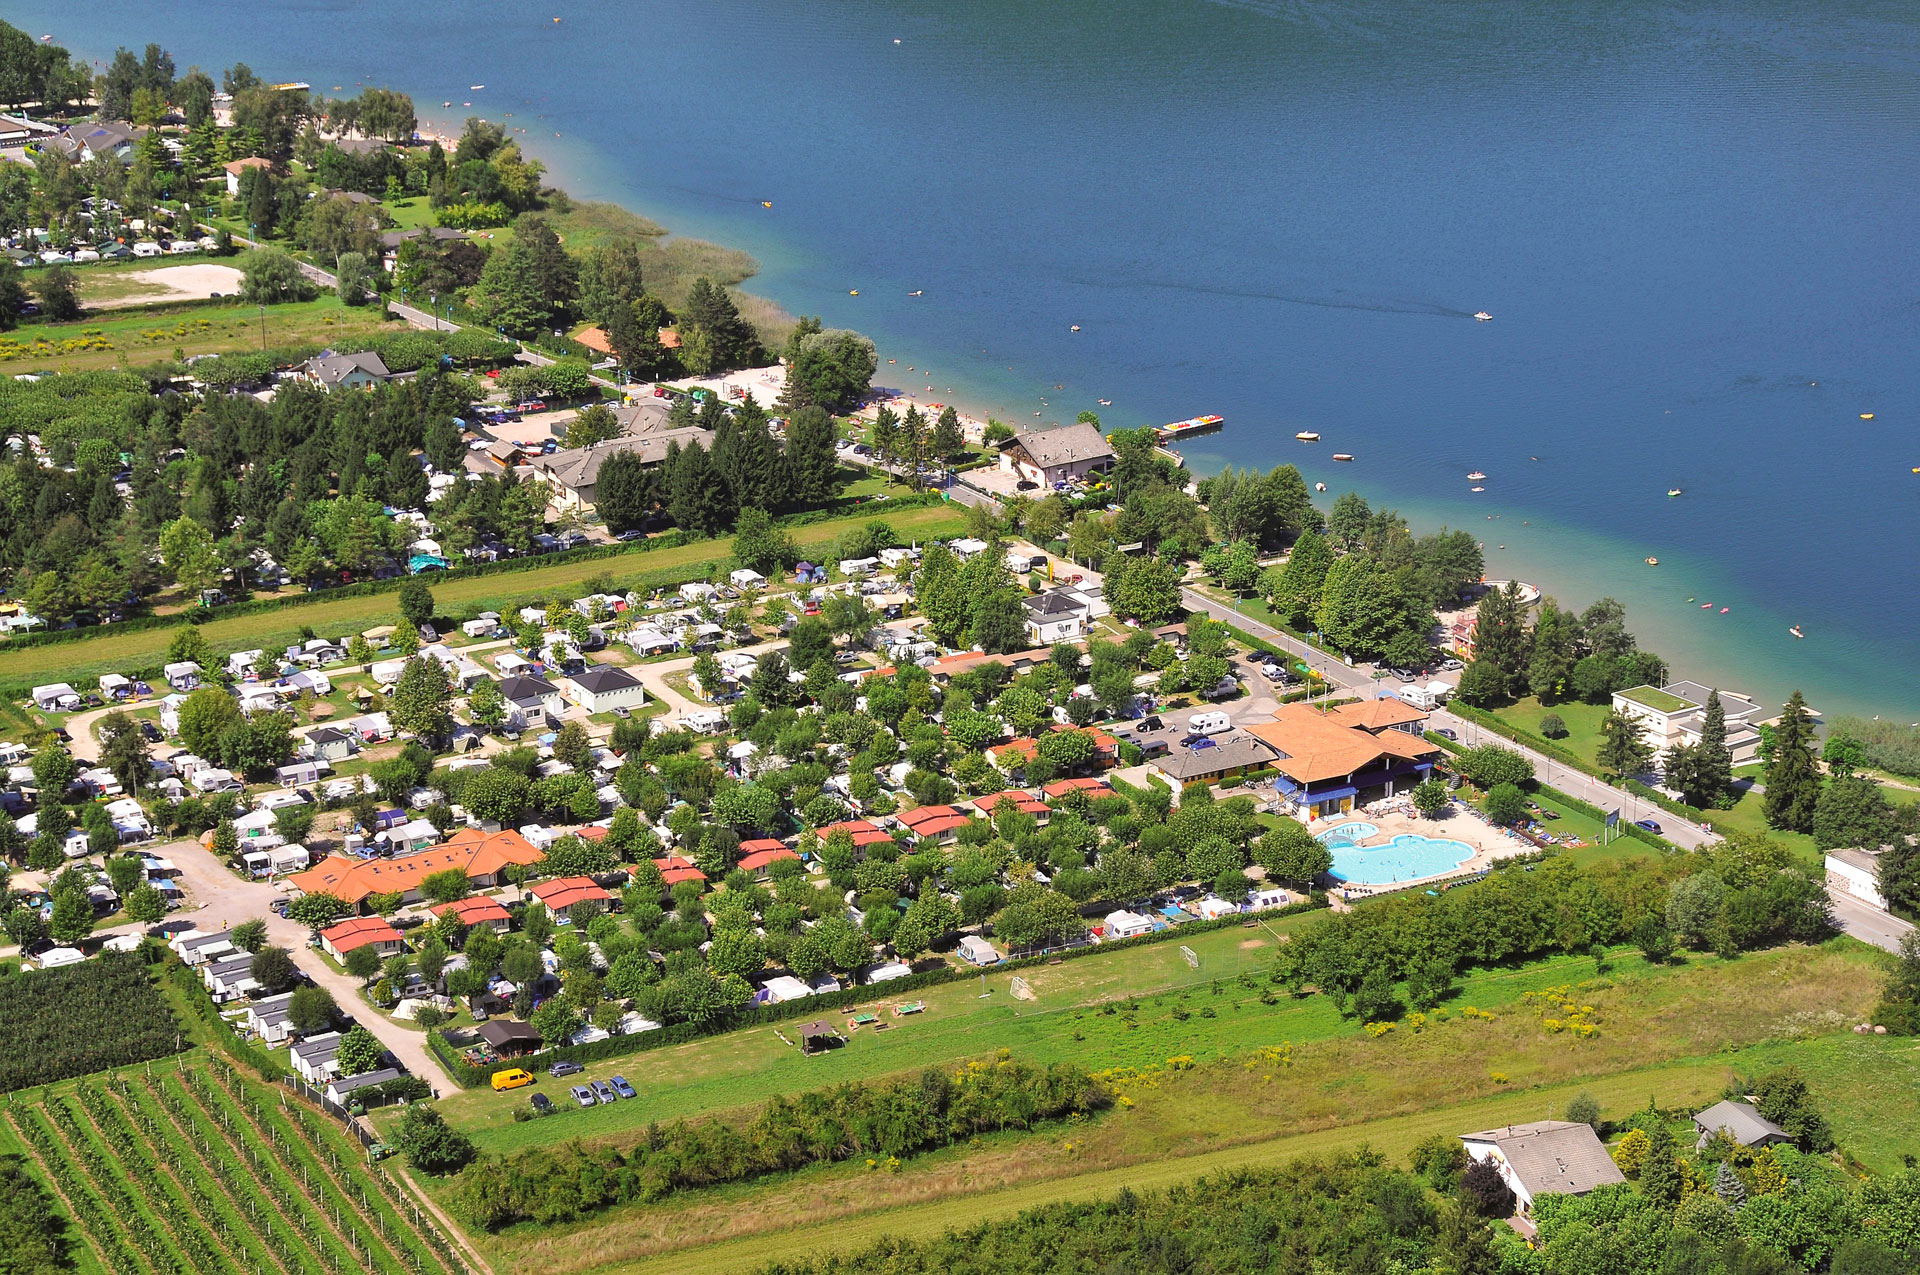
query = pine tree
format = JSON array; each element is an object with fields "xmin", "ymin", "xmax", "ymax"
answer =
[
  {"xmin": 784, "ymin": 406, "xmax": 840, "ymax": 504},
  {"xmin": 1473, "ymin": 581, "xmax": 1532, "ymax": 696},
  {"xmin": 1713, "ymin": 1159, "xmax": 1746, "ymax": 1209},
  {"xmin": 931, "ymin": 406, "xmax": 965, "ymax": 460},
  {"xmin": 1598, "ymin": 708, "xmax": 1654, "ymax": 779},
  {"xmin": 1763, "ymin": 690, "xmax": 1821, "ymax": 833},
  {"xmin": 1266, "ymin": 530, "xmax": 1332, "ymax": 628},
  {"xmin": 668, "ymin": 442, "xmax": 736, "ymax": 535},
  {"xmin": 1697, "ymin": 689, "xmax": 1733, "ymax": 808},
  {"xmin": 1640, "ymin": 1120, "xmax": 1681, "ymax": 1209}
]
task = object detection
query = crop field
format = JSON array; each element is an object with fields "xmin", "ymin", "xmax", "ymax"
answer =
[
  {"xmin": 438, "ymin": 939, "xmax": 1892, "ymax": 1275},
  {"xmin": 0, "ymin": 953, "xmax": 187, "ymax": 1092},
  {"xmin": 2, "ymin": 1055, "xmax": 474, "ymax": 1275},
  {"xmin": 0, "ymin": 503, "xmax": 967, "ymax": 695}
]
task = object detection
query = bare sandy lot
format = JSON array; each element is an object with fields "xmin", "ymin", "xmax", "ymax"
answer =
[{"xmin": 81, "ymin": 263, "xmax": 247, "ymax": 309}]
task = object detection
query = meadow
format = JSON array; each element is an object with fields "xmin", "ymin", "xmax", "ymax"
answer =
[{"xmin": 434, "ymin": 938, "xmax": 1893, "ymax": 1275}]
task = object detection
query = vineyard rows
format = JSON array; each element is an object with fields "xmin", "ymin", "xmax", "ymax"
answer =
[{"xmin": 4, "ymin": 1058, "xmax": 473, "ymax": 1275}]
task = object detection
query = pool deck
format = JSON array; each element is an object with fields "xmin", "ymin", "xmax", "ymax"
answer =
[{"xmin": 1311, "ymin": 804, "xmax": 1535, "ymax": 899}]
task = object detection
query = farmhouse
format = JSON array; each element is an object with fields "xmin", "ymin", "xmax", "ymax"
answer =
[
  {"xmin": 296, "ymin": 351, "xmax": 394, "ymax": 391},
  {"xmin": 1458, "ymin": 1120, "xmax": 1624, "ymax": 1212}
]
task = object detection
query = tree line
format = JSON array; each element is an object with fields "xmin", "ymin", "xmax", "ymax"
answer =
[{"xmin": 448, "ymin": 1058, "xmax": 1109, "ymax": 1228}]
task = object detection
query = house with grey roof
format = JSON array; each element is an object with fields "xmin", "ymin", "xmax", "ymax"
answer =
[
  {"xmin": 296, "ymin": 351, "xmax": 393, "ymax": 391},
  {"xmin": 562, "ymin": 663, "xmax": 647, "ymax": 715},
  {"xmin": 999, "ymin": 422, "xmax": 1114, "ymax": 487},
  {"xmin": 1459, "ymin": 1120, "xmax": 1625, "ymax": 1212},
  {"xmin": 1150, "ymin": 732, "xmax": 1279, "ymax": 786},
  {"xmin": 324, "ymin": 1067, "xmax": 402, "ymax": 1105},
  {"xmin": 1024, "ymin": 590, "xmax": 1089, "ymax": 645},
  {"xmin": 1692, "ymin": 1100, "xmax": 1791, "ymax": 1149},
  {"xmin": 499, "ymin": 674, "xmax": 566, "ymax": 729},
  {"xmin": 536, "ymin": 428, "xmax": 714, "ymax": 511},
  {"xmin": 291, "ymin": 1031, "xmax": 343, "ymax": 1084}
]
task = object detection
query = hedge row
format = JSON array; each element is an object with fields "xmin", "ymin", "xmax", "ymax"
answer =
[{"xmin": 432, "ymin": 903, "xmax": 1325, "ymax": 1088}]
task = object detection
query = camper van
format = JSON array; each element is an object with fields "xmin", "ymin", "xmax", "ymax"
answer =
[{"xmin": 1186, "ymin": 711, "xmax": 1232, "ymax": 737}]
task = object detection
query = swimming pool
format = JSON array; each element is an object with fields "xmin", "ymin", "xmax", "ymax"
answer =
[{"xmin": 1316, "ymin": 825, "xmax": 1476, "ymax": 885}]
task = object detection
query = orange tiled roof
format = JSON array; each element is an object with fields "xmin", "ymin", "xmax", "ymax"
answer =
[
  {"xmin": 430, "ymin": 896, "xmax": 512, "ymax": 924},
  {"xmin": 970, "ymin": 790, "xmax": 1048, "ymax": 815},
  {"xmin": 530, "ymin": 875, "xmax": 612, "ymax": 911},
  {"xmin": 1327, "ymin": 699, "xmax": 1430, "ymax": 732},
  {"xmin": 1042, "ymin": 777, "xmax": 1112, "ymax": 798},
  {"xmin": 1244, "ymin": 703, "xmax": 1440, "ymax": 785},
  {"xmin": 319, "ymin": 916, "xmax": 402, "ymax": 952},
  {"xmin": 897, "ymin": 805, "xmax": 963, "ymax": 829},
  {"xmin": 652, "ymin": 855, "xmax": 708, "ymax": 885},
  {"xmin": 288, "ymin": 829, "xmax": 544, "ymax": 905},
  {"xmin": 738, "ymin": 846, "xmax": 800, "ymax": 872}
]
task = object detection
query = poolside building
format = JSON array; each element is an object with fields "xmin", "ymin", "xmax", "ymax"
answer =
[{"xmin": 1244, "ymin": 702, "xmax": 1441, "ymax": 820}]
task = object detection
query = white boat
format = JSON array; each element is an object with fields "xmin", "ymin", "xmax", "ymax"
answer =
[
  {"xmin": 1470, "ymin": 486, "xmax": 1485, "ymax": 492},
  {"xmin": 1467, "ymin": 471, "xmax": 1486, "ymax": 480},
  {"xmin": 1314, "ymin": 482, "xmax": 1327, "ymax": 492},
  {"xmin": 1473, "ymin": 311, "xmax": 1493, "ymax": 321},
  {"xmin": 1332, "ymin": 453, "xmax": 1354, "ymax": 462},
  {"xmin": 1295, "ymin": 431, "xmax": 1320, "ymax": 441}
]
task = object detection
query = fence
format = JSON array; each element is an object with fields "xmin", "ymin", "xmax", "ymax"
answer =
[{"xmin": 280, "ymin": 1074, "xmax": 380, "ymax": 1147}]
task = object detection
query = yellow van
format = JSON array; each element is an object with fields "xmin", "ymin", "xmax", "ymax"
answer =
[{"xmin": 491, "ymin": 1068, "xmax": 534, "ymax": 1092}]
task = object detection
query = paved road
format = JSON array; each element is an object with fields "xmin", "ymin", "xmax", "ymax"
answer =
[
  {"xmin": 156, "ymin": 838, "xmax": 457, "ymax": 1091},
  {"xmin": 1829, "ymin": 893, "xmax": 1914, "ymax": 955}
]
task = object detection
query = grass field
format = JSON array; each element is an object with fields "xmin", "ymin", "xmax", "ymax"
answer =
[
  {"xmin": 0, "ymin": 503, "xmax": 968, "ymax": 694},
  {"xmin": 0, "ymin": 294, "xmax": 405, "ymax": 374},
  {"xmin": 438, "ymin": 939, "xmax": 1893, "ymax": 1275}
]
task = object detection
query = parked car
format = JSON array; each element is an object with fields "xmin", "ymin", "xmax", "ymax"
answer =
[
  {"xmin": 1435, "ymin": 728, "xmax": 1458, "ymax": 741},
  {"xmin": 590, "ymin": 1080, "xmax": 618, "ymax": 1103},
  {"xmin": 549, "ymin": 1061, "xmax": 583, "ymax": 1078},
  {"xmin": 616, "ymin": 529, "xmax": 646, "ymax": 542},
  {"xmin": 569, "ymin": 1084, "xmax": 596, "ymax": 1107},
  {"xmin": 529, "ymin": 1092, "xmax": 553, "ymax": 1114},
  {"xmin": 1635, "ymin": 819, "xmax": 1663, "ymax": 834},
  {"xmin": 609, "ymin": 1075, "xmax": 636, "ymax": 1099},
  {"xmin": 490, "ymin": 1068, "xmax": 534, "ymax": 1092}
]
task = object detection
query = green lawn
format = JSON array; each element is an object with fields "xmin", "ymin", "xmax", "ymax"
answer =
[
  {"xmin": 0, "ymin": 503, "xmax": 967, "ymax": 695},
  {"xmin": 422, "ymin": 940, "xmax": 1893, "ymax": 1275},
  {"xmin": 1490, "ymin": 695, "xmax": 1614, "ymax": 769},
  {"xmin": 0, "ymin": 294, "xmax": 404, "ymax": 374}
]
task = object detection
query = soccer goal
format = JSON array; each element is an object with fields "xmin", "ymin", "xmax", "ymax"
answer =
[{"xmin": 1180, "ymin": 945, "xmax": 1199, "ymax": 970}]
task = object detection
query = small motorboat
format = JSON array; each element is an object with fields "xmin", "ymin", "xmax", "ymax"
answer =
[
  {"xmin": 470, "ymin": 84, "xmax": 485, "ymax": 90},
  {"xmin": 1790, "ymin": 626, "xmax": 1804, "ymax": 639},
  {"xmin": 1645, "ymin": 557, "xmax": 1659, "ymax": 566},
  {"xmin": 1295, "ymin": 431, "xmax": 1320, "ymax": 441},
  {"xmin": 1467, "ymin": 471, "xmax": 1486, "ymax": 480},
  {"xmin": 1701, "ymin": 603, "xmax": 1713, "ymax": 609},
  {"xmin": 1861, "ymin": 413, "xmax": 1875, "ymax": 420},
  {"xmin": 907, "ymin": 289, "xmax": 921, "ymax": 296},
  {"xmin": 1470, "ymin": 486, "xmax": 1485, "ymax": 493},
  {"xmin": 1314, "ymin": 482, "xmax": 1327, "ymax": 492},
  {"xmin": 1668, "ymin": 488, "xmax": 1682, "ymax": 497},
  {"xmin": 849, "ymin": 289, "xmax": 859, "ymax": 296},
  {"xmin": 1070, "ymin": 324, "xmax": 1081, "ymax": 332},
  {"xmin": 1474, "ymin": 311, "xmax": 1492, "ymax": 321},
  {"xmin": 762, "ymin": 201, "xmax": 773, "ymax": 208},
  {"xmin": 1099, "ymin": 398, "xmax": 1112, "ymax": 406},
  {"xmin": 1332, "ymin": 453, "xmax": 1354, "ymax": 462},
  {"xmin": 1720, "ymin": 607, "xmax": 1730, "ymax": 614}
]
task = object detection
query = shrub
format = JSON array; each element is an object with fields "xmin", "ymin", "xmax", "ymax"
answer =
[
  {"xmin": 1459, "ymin": 1158, "xmax": 1515, "ymax": 1217},
  {"xmin": 1540, "ymin": 713, "xmax": 1567, "ymax": 739}
]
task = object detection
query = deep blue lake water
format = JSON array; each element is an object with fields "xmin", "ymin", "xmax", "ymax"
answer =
[{"xmin": 18, "ymin": 0, "xmax": 1920, "ymax": 718}]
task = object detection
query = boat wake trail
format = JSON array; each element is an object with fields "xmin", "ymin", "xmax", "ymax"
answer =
[{"xmin": 1054, "ymin": 271, "xmax": 1479, "ymax": 319}]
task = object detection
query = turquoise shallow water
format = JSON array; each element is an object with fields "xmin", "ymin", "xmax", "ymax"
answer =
[{"xmin": 16, "ymin": 0, "xmax": 1920, "ymax": 718}]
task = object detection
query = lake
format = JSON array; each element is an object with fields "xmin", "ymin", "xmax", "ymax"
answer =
[{"xmin": 19, "ymin": 0, "xmax": 1920, "ymax": 718}]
